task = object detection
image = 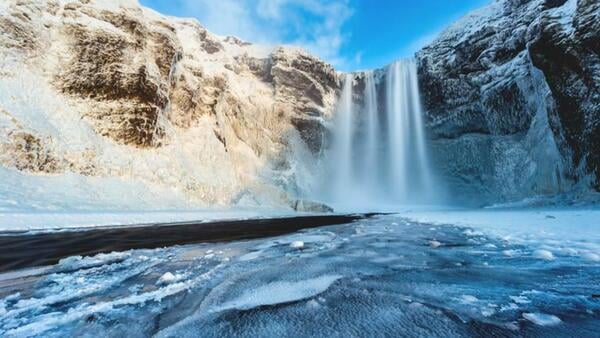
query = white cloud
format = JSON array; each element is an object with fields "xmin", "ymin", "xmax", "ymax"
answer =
[{"xmin": 177, "ymin": 0, "xmax": 354, "ymax": 68}]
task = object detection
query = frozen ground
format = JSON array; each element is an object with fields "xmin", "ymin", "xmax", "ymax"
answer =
[
  {"xmin": 400, "ymin": 206, "xmax": 600, "ymax": 260},
  {"xmin": 0, "ymin": 209, "xmax": 298, "ymax": 233},
  {"xmin": 0, "ymin": 167, "xmax": 298, "ymax": 233},
  {"xmin": 0, "ymin": 211, "xmax": 598, "ymax": 337}
]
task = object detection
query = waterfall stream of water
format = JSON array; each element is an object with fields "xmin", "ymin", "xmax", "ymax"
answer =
[
  {"xmin": 327, "ymin": 59, "xmax": 434, "ymax": 208},
  {"xmin": 332, "ymin": 73, "xmax": 356, "ymax": 197}
]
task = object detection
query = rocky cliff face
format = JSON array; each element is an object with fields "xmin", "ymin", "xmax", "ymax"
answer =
[
  {"xmin": 0, "ymin": 0, "xmax": 597, "ymax": 210},
  {"xmin": 0, "ymin": 0, "xmax": 339, "ymax": 211},
  {"xmin": 417, "ymin": 0, "xmax": 599, "ymax": 204},
  {"xmin": 528, "ymin": 0, "xmax": 599, "ymax": 190}
]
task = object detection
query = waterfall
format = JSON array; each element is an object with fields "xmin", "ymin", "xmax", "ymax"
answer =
[
  {"xmin": 385, "ymin": 60, "xmax": 433, "ymax": 202},
  {"xmin": 332, "ymin": 74, "xmax": 355, "ymax": 199},
  {"xmin": 363, "ymin": 71, "xmax": 379, "ymax": 192},
  {"xmin": 326, "ymin": 59, "xmax": 434, "ymax": 207}
]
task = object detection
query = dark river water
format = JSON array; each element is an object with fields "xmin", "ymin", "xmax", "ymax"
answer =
[{"xmin": 0, "ymin": 214, "xmax": 368, "ymax": 272}]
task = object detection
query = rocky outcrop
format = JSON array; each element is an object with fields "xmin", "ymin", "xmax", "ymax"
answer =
[
  {"xmin": 291, "ymin": 199, "xmax": 334, "ymax": 213},
  {"xmin": 417, "ymin": 0, "xmax": 599, "ymax": 203},
  {"xmin": 0, "ymin": 131, "xmax": 61, "ymax": 173},
  {"xmin": 528, "ymin": 0, "xmax": 600, "ymax": 190},
  {"xmin": 0, "ymin": 0, "xmax": 339, "ymax": 210},
  {"xmin": 271, "ymin": 48, "xmax": 338, "ymax": 152}
]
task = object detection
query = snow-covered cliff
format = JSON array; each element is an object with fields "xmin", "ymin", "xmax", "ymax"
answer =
[
  {"xmin": 0, "ymin": 0, "xmax": 339, "ymax": 211},
  {"xmin": 417, "ymin": 0, "xmax": 599, "ymax": 204},
  {"xmin": 0, "ymin": 0, "xmax": 597, "ymax": 211}
]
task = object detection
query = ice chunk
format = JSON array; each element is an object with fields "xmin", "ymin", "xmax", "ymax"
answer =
[
  {"xmin": 238, "ymin": 250, "xmax": 263, "ymax": 261},
  {"xmin": 157, "ymin": 272, "xmax": 181, "ymax": 285},
  {"xmin": 56, "ymin": 252, "xmax": 131, "ymax": 271},
  {"xmin": 509, "ymin": 295, "xmax": 530, "ymax": 304},
  {"xmin": 214, "ymin": 275, "xmax": 342, "ymax": 312},
  {"xmin": 463, "ymin": 229, "xmax": 483, "ymax": 236},
  {"xmin": 429, "ymin": 240, "xmax": 442, "ymax": 248},
  {"xmin": 481, "ymin": 308, "xmax": 495, "ymax": 317},
  {"xmin": 290, "ymin": 241, "xmax": 305, "ymax": 249},
  {"xmin": 459, "ymin": 295, "xmax": 478, "ymax": 304},
  {"xmin": 533, "ymin": 250, "xmax": 555, "ymax": 261},
  {"xmin": 581, "ymin": 252, "xmax": 600, "ymax": 262},
  {"xmin": 523, "ymin": 312, "xmax": 561, "ymax": 326}
]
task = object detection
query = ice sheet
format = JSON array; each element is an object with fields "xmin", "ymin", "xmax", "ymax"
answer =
[
  {"xmin": 1, "ymin": 214, "xmax": 598, "ymax": 337},
  {"xmin": 398, "ymin": 207, "xmax": 600, "ymax": 258}
]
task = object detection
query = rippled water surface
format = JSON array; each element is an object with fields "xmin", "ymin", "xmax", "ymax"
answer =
[{"xmin": 1, "ymin": 215, "xmax": 599, "ymax": 337}]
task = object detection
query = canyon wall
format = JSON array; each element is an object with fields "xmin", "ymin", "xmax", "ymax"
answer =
[
  {"xmin": 0, "ymin": 0, "xmax": 338, "ymax": 211},
  {"xmin": 417, "ymin": 0, "xmax": 599, "ymax": 204}
]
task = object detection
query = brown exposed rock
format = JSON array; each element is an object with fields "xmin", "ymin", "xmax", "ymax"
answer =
[
  {"xmin": 224, "ymin": 36, "xmax": 251, "ymax": 46},
  {"xmin": 149, "ymin": 30, "xmax": 180, "ymax": 78},
  {"xmin": 0, "ymin": 0, "xmax": 340, "ymax": 207},
  {"xmin": 202, "ymin": 38, "xmax": 223, "ymax": 54},
  {"xmin": 291, "ymin": 117, "xmax": 327, "ymax": 153},
  {"xmin": 0, "ymin": 7, "xmax": 39, "ymax": 53},
  {"xmin": 57, "ymin": 9, "xmax": 180, "ymax": 147},
  {"xmin": 270, "ymin": 48, "xmax": 339, "ymax": 149},
  {"xmin": 272, "ymin": 48, "xmax": 338, "ymax": 99},
  {"xmin": 167, "ymin": 73, "xmax": 226, "ymax": 128},
  {"xmin": 2, "ymin": 132, "xmax": 61, "ymax": 173},
  {"xmin": 234, "ymin": 54, "xmax": 272, "ymax": 80},
  {"xmin": 83, "ymin": 101, "xmax": 165, "ymax": 147}
]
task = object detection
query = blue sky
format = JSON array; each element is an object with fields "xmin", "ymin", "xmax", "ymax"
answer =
[{"xmin": 140, "ymin": 0, "xmax": 490, "ymax": 71}]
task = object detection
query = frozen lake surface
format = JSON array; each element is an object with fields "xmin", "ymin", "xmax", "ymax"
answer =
[{"xmin": 0, "ymin": 212, "xmax": 598, "ymax": 337}]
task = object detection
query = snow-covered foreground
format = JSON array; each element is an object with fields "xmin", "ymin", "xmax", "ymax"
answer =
[
  {"xmin": 0, "ymin": 212, "xmax": 599, "ymax": 337},
  {"xmin": 0, "ymin": 209, "xmax": 299, "ymax": 233},
  {"xmin": 400, "ymin": 207, "xmax": 600, "ymax": 260}
]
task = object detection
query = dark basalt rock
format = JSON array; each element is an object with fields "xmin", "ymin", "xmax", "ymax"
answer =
[
  {"xmin": 416, "ymin": 1, "xmax": 537, "ymax": 139},
  {"xmin": 529, "ymin": 0, "xmax": 600, "ymax": 189},
  {"xmin": 417, "ymin": 0, "xmax": 599, "ymax": 197}
]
